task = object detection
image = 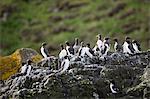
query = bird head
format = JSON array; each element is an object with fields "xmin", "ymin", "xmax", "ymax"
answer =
[
  {"xmin": 96, "ymin": 34, "xmax": 101, "ymax": 40},
  {"xmin": 86, "ymin": 43, "xmax": 90, "ymax": 47},
  {"xmin": 65, "ymin": 41, "xmax": 70, "ymax": 46},
  {"xmin": 80, "ymin": 41, "xmax": 84, "ymax": 47},
  {"xmin": 42, "ymin": 42, "xmax": 47, "ymax": 46},
  {"xmin": 132, "ymin": 40, "xmax": 137, "ymax": 44},
  {"xmin": 60, "ymin": 44, "xmax": 64, "ymax": 49},
  {"xmin": 113, "ymin": 38, "xmax": 118, "ymax": 42},
  {"xmin": 27, "ymin": 59, "xmax": 32, "ymax": 65}
]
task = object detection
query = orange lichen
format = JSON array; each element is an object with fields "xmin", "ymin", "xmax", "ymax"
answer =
[
  {"xmin": 0, "ymin": 49, "xmax": 21, "ymax": 80},
  {"xmin": 31, "ymin": 54, "xmax": 43, "ymax": 63}
]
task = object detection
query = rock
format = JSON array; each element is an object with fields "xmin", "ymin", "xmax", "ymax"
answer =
[
  {"xmin": 0, "ymin": 48, "xmax": 42, "ymax": 80},
  {"xmin": 0, "ymin": 51, "xmax": 150, "ymax": 98}
]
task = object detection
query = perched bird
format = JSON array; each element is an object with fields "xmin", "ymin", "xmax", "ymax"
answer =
[
  {"xmin": 132, "ymin": 40, "xmax": 141, "ymax": 53},
  {"xmin": 65, "ymin": 41, "xmax": 74, "ymax": 57},
  {"xmin": 40, "ymin": 42, "xmax": 50, "ymax": 58},
  {"xmin": 122, "ymin": 37, "xmax": 135, "ymax": 54},
  {"xmin": 59, "ymin": 44, "xmax": 67, "ymax": 60},
  {"xmin": 78, "ymin": 41, "xmax": 86, "ymax": 57},
  {"xmin": 20, "ymin": 60, "xmax": 32, "ymax": 76},
  {"xmin": 109, "ymin": 80, "xmax": 119, "ymax": 94},
  {"xmin": 101, "ymin": 38, "xmax": 110, "ymax": 56},
  {"xmin": 96, "ymin": 34, "xmax": 103, "ymax": 51},
  {"xmin": 85, "ymin": 43, "xmax": 94, "ymax": 58},
  {"xmin": 114, "ymin": 38, "xmax": 122, "ymax": 52},
  {"xmin": 59, "ymin": 56, "xmax": 70, "ymax": 74},
  {"xmin": 73, "ymin": 38, "xmax": 80, "ymax": 54},
  {"xmin": 93, "ymin": 45, "xmax": 100, "ymax": 55}
]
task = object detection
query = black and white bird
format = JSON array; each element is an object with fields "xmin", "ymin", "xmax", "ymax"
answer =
[
  {"xmin": 132, "ymin": 40, "xmax": 141, "ymax": 53},
  {"xmin": 73, "ymin": 38, "xmax": 80, "ymax": 54},
  {"xmin": 122, "ymin": 37, "xmax": 135, "ymax": 54},
  {"xmin": 109, "ymin": 80, "xmax": 119, "ymax": 94},
  {"xmin": 114, "ymin": 38, "xmax": 122, "ymax": 52},
  {"xmin": 101, "ymin": 38, "xmax": 110, "ymax": 56},
  {"xmin": 59, "ymin": 56, "xmax": 70, "ymax": 74},
  {"xmin": 85, "ymin": 43, "xmax": 94, "ymax": 58},
  {"xmin": 65, "ymin": 41, "xmax": 74, "ymax": 57},
  {"xmin": 59, "ymin": 44, "xmax": 67, "ymax": 60},
  {"xmin": 78, "ymin": 41, "xmax": 86, "ymax": 57},
  {"xmin": 20, "ymin": 60, "xmax": 32, "ymax": 76},
  {"xmin": 40, "ymin": 42, "xmax": 50, "ymax": 58},
  {"xmin": 96, "ymin": 34, "xmax": 103, "ymax": 52}
]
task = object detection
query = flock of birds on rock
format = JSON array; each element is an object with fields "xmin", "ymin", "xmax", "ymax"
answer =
[{"xmin": 19, "ymin": 34, "xmax": 142, "ymax": 94}]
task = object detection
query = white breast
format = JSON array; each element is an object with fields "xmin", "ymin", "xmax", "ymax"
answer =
[
  {"xmin": 59, "ymin": 49, "xmax": 67, "ymax": 59},
  {"xmin": 60, "ymin": 59, "xmax": 70, "ymax": 74},
  {"xmin": 132, "ymin": 43, "xmax": 140, "ymax": 53},
  {"xmin": 97, "ymin": 40, "xmax": 103, "ymax": 51},
  {"xmin": 26, "ymin": 65, "xmax": 32, "ymax": 76},
  {"xmin": 41, "ymin": 46, "xmax": 47, "ymax": 58},
  {"xmin": 110, "ymin": 83, "xmax": 117, "ymax": 94},
  {"xmin": 123, "ymin": 42, "xmax": 132, "ymax": 54},
  {"xmin": 114, "ymin": 42, "xmax": 118, "ymax": 51},
  {"xmin": 85, "ymin": 47, "xmax": 93, "ymax": 58},
  {"xmin": 21, "ymin": 65, "xmax": 27, "ymax": 74},
  {"xmin": 81, "ymin": 47, "xmax": 86, "ymax": 57}
]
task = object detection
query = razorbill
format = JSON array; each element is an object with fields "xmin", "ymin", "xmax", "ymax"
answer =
[
  {"xmin": 132, "ymin": 40, "xmax": 141, "ymax": 53},
  {"xmin": 65, "ymin": 41, "xmax": 74, "ymax": 57},
  {"xmin": 73, "ymin": 38, "xmax": 80, "ymax": 54},
  {"xmin": 109, "ymin": 80, "xmax": 119, "ymax": 94},
  {"xmin": 101, "ymin": 38, "xmax": 110, "ymax": 56},
  {"xmin": 21, "ymin": 60, "xmax": 32, "ymax": 76},
  {"xmin": 59, "ymin": 56, "xmax": 70, "ymax": 74},
  {"xmin": 122, "ymin": 37, "xmax": 135, "ymax": 54},
  {"xmin": 59, "ymin": 44, "xmax": 67, "ymax": 60},
  {"xmin": 40, "ymin": 42, "xmax": 50, "ymax": 58},
  {"xmin": 114, "ymin": 38, "xmax": 122, "ymax": 52}
]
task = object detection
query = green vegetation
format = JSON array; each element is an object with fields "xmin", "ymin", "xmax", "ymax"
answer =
[{"xmin": 0, "ymin": 0, "xmax": 149, "ymax": 56}]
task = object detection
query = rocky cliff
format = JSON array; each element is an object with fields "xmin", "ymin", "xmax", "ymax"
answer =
[{"xmin": 0, "ymin": 49, "xmax": 150, "ymax": 98}]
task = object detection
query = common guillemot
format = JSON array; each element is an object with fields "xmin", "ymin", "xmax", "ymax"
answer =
[
  {"xmin": 40, "ymin": 42, "xmax": 50, "ymax": 58},
  {"xmin": 59, "ymin": 44, "xmax": 67, "ymax": 60},
  {"xmin": 122, "ymin": 37, "xmax": 135, "ymax": 54},
  {"xmin": 101, "ymin": 38, "xmax": 110, "ymax": 56},
  {"xmin": 132, "ymin": 40, "xmax": 141, "ymax": 53},
  {"xmin": 59, "ymin": 56, "xmax": 70, "ymax": 74},
  {"xmin": 73, "ymin": 38, "xmax": 80, "ymax": 54},
  {"xmin": 109, "ymin": 80, "xmax": 119, "ymax": 94},
  {"xmin": 20, "ymin": 60, "xmax": 32, "ymax": 76},
  {"xmin": 114, "ymin": 38, "xmax": 122, "ymax": 52},
  {"xmin": 65, "ymin": 41, "xmax": 74, "ymax": 57}
]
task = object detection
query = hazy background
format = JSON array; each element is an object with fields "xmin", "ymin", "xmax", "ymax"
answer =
[{"xmin": 0, "ymin": 0, "xmax": 149, "ymax": 56}]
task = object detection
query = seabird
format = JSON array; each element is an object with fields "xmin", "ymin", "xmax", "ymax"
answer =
[
  {"xmin": 59, "ymin": 56, "xmax": 70, "ymax": 74},
  {"xmin": 101, "ymin": 38, "xmax": 110, "ymax": 56},
  {"xmin": 40, "ymin": 42, "xmax": 50, "ymax": 58},
  {"xmin": 93, "ymin": 45, "xmax": 100, "ymax": 55},
  {"xmin": 85, "ymin": 43, "xmax": 94, "ymax": 58},
  {"xmin": 132, "ymin": 40, "xmax": 141, "ymax": 53},
  {"xmin": 109, "ymin": 80, "xmax": 119, "ymax": 94},
  {"xmin": 78, "ymin": 42, "xmax": 85, "ymax": 57},
  {"xmin": 59, "ymin": 44, "xmax": 67, "ymax": 60},
  {"xmin": 73, "ymin": 38, "xmax": 80, "ymax": 54},
  {"xmin": 65, "ymin": 41, "xmax": 74, "ymax": 57},
  {"xmin": 20, "ymin": 60, "xmax": 32, "ymax": 76},
  {"xmin": 122, "ymin": 37, "xmax": 135, "ymax": 54},
  {"xmin": 96, "ymin": 34, "xmax": 103, "ymax": 51},
  {"xmin": 114, "ymin": 38, "xmax": 122, "ymax": 52}
]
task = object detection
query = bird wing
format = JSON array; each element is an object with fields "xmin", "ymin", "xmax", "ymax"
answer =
[{"xmin": 128, "ymin": 44, "xmax": 135, "ymax": 53}]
